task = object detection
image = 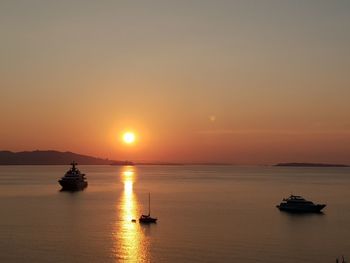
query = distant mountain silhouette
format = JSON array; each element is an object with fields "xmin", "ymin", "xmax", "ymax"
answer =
[
  {"xmin": 275, "ymin": 162, "xmax": 349, "ymax": 167},
  {"xmin": 0, "ymin": 150, "xmax": 132, "ymax": 165}
]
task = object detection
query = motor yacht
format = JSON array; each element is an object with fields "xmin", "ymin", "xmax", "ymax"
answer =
[
  {"xmin": 58, "ymin": 162, "xmax": 88, "ymax": 191},
  {"xmin": 276, "ymin": 195, "xmax": 326, "ymax": 213}
]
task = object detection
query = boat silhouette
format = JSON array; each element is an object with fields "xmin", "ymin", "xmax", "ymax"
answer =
[
  {"xmin": 139, "ymin": 193, "xmax": 157, "ymax": 224},
  {"xmin": 58, "ymin": 162, "xmax": 88, "ymax": 191},
  {"xmin": 276, "ymin": 195, "xmax": 326, "ymax": 213}
]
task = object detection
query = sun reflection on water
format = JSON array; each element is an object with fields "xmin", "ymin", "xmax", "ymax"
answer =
[{"xmin": 114, "ymin": 166, "xmax": 150, "ymax": 262}]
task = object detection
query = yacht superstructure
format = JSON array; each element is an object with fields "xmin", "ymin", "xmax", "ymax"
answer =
[{"xmin": 58, "ymin": 162, "xmax": 88, "ymax": 191}]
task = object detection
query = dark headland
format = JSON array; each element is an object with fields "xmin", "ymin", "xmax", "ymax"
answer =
[
  {"xmin": 0, "ymin": 150, "xmax": 133, "ymax": 165},
  {"xmin": 275, "ymin": 162, "xmax": 349, "ymax": 167}
]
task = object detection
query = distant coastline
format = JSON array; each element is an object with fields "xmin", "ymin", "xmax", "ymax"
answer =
[
  {"xmin": 2, "ymin": 151, "xmax": 348, "ymax": 167},
  {"xmin": 0, "ymin": 150, "xmax": 230, "ymax": 166},
  {"xmin": 0, "ymin": 151, "xmax": 236, "ymax": 166},
  {"xmin": 275, "ymin": 162, "xmax": 349, "ymax": 167},
  {"xmin": 0, "ymin": 150, "xmax": 132, "ymax": 165}
]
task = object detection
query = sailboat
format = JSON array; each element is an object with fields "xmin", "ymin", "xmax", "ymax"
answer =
[{"xmin": 139, "ymin": 193, "xmax": 157, "ymax": 223}]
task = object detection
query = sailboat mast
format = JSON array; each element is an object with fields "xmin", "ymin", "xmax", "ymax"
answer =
[{"xmin": 149, "ymin": 192, "xmax": 151, "ymax": 216}]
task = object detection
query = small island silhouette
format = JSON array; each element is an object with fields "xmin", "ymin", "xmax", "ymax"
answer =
[{"xmin": 275, "ymin": 162, "xmax": 349, "ymax": 167}]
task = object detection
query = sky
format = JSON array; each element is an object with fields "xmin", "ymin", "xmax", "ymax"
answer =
[{"xmin": 1, "ymin": 0, "xmax": 350, "ymax": 164}]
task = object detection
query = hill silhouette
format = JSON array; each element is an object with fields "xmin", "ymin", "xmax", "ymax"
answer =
[{"xmin": 0, "ymin": 150, "xmax": 131, "ymax": 165}]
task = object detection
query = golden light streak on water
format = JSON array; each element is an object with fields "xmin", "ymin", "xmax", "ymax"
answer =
[{"xmin": 113, "ymin": 166, "xmax": 150, "ymax": 262}]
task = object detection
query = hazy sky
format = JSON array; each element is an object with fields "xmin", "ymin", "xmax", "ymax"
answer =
[{"xmin": 1, "ymin": 0, "xmax": 350, "ymax": 164}]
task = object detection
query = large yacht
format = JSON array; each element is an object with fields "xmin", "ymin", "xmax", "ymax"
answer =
[
  {"xmin": 58, "ymin": 162, "xmax": 88, "ymax": 191},
  {"xmin": 276, "ymin": 195, "xmax": 326, "ymax": 213}
]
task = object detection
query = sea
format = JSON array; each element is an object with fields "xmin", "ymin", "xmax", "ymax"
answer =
[{"xmin": 0, "ymin": 165, "xmax": 349, "ymax": 262}]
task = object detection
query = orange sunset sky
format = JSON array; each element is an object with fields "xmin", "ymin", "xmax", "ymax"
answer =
[{"xmin": 1, "ymin": 1, "xmax": 350, "ymax": 164}]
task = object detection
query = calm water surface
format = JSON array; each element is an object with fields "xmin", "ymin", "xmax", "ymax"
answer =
[{"xmin": 0, "ymin": 165, "xmax": 349, "ymax": 262}]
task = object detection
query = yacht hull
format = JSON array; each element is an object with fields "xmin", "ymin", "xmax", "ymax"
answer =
[
  {"xmin": 59, "ymin": 180, "xmax": 88, "ymax": 191},
  {"xmin": 139, "ymin": 218, "xmax": 157, "ymax": 224},
  {"xmin": 139, "ymin": 214, "xmax": 157, "ymax": 224},
  {"xmin": 277, "ymin": 204, "xmax": 326, "ymax": 213}
]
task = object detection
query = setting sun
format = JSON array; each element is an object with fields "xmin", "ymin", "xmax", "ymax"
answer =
[{"xmin": 123, "ymin": 132, "xmax": 135, "ymax": 144}]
